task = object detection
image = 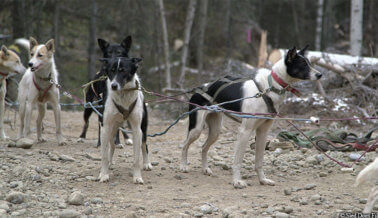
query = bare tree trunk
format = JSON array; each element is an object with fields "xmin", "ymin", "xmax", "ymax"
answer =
[
  {"xmin": 179, "ymin": 0, "xmax": 197, "ymax": 87},
  {"xmin": 350, "ymin": 0, "xmax": 363, "ymax": 56},
  {"xmin": 196, "ymin": 0, "xmax": 208, "ymax": 83},
  {"xmin": 157, "ymin": 0, "xmax": 171, "ymax": 89},
  {"xmin": 53, "ymin": 0, "xmax": 60, "ymax": 56},
  {"xmin": 12, "ymin": 0, "xmax": 25, "ymax": 39},
  {"xmin": 315, "ymin": 0, "xmax": 324, "ymax": 51},
  {"xmin": 291, "ymin": 1, "xmax": 302, "ymax": 46},
  {"xmin": 257, "ymin": 31, "xmax": 268, "ymax": 68},
  {"xmin": 88, "ymin": 0, "xmax": 97, "ymax": 80},
  {"xmin": 225, "ymin": 0, "xmax": 232, "ymax": 60}
]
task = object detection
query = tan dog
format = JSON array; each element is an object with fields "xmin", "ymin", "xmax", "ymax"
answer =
[
  {"xmin": 0, "ymin": 45, "xmax": 26, "ymax": 140},
  {"xmin": 356, "ymin": 158, "xmax": 378, "ymax": 213},
  {"xmin": 17, "ymin": 37, "xmax": 65, "ymax": 145}
]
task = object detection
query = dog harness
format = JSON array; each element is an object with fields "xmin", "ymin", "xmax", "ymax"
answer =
[
  {"xmin": 33, "ymin": 76, "xmax": 53, "ymax": 102},
  {"xmin": 113, "ymin": 99, "xmax": 137, "ymax": 120}
]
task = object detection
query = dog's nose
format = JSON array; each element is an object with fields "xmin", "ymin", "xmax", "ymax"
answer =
[
  {"xmin": 28, "ymin": 62, "xmax": 33, "ymax": 67},
  {"xmin": 111, "ymin": 83, "xmax": 118, "ymax": 90},
  {"xmin": 316, "ymin": 73, "xmax": 322, "ymax": 79}
]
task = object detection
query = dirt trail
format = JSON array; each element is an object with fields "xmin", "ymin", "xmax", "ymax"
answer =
[{"xmin": 0, "ymin": 109, "xmax": 376, "ymax": 217}]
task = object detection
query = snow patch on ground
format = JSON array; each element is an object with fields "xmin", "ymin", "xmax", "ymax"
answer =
[{"xmin": 284, "ymin": 93, "xmax": 350, "ymax": 112}]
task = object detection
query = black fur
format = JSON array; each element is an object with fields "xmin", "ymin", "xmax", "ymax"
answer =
[
  {"xmin": 79, "ymin": 36, "xmax": 133, "ymax": 146},
  {"xmin": 285, "ymin": 46, "xmax": 311, "ymax": 80}
]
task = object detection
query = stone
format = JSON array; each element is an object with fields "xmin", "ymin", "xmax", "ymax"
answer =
[
  {"xmin": 274, "ymin": 211, "xmax": 289, "ymax": 218},
  {"xmin": 266, "ymin": 207, "xmax": 275, "ymax": 214},
  {"xmin": 340, "ymin": 168, "xmax": 354, "ymax": 173},
  {"xmin": 48, "ymin": 152, "xmax": 59, "ymax": 161},
  {"xmin": 349, "ymin": 153, "xmax": 365, "ymax": 161},
  {"xmin": 84, "ymin": 207, "xmax": 92, "ymax": 215},
  {"xmin": 300, "ymin": 199, "xmax": 308, "ymax": 205},
  {"xmin": 7, "ymin": 141, "xmax": 16, "ymax": 147},
  {"xmin": 305, "ymin": 156, "xmax": 318, "ymax": 165},
  {"xmin": 67, "ymin": 191, "xmax": 84, "ymax": 205},
  {"xmin": 284, "ymin": 206, "xmax": 293, "ymax": 214},
  {"xmin": 58, "ymin": 209, "xmax": 80, "ymax": 218},
  {"xmin": 359, "ymin": 198, "xmax": 367, "ymax": 204},
  {"xmin": 164, "ymin": 157, "xmax": 172, "ymax": 163},
  {"xmin": 283, "ymin": 189, "xmax": 291, "ymax": 196},
  {"xmin": 91, "ymin": 197, "xmax": 103, "ymax": 204},
  {"xmin": 6, "ymin": 191, "xmax": 25, "ymax": 204},
  {"xmin": 0, "ymin": 209, "xmax": 7, "ymax": 216},
  {"xmin": 151, "ymin": 161, "xmax": 159, "ymax": 166},
  {"xmin": 125, "ymin": 212, "xmax": 138, "ymax": 218},
  {"xmin": 319, "ymin": 172, "xmax": 327, "ymax": 177},
  {"xmin": 200, "ymin": 204, "xmax": 214, "ymax": 214},
  {"xmin": 315, "ymin": 154, "xmax": 324, "ymax": 163},
  {"xmin": 15, "ymin": 138, "xmax": 34, "ymax": 149},
  {"xmin": 304, "ymin": 183, "xmax": 317, "ymax": 190},
  {"xmin": 0, "ymin": 201, "xmax": 9, "ymax": 212},
  {"xmin": 311, "ymin": 194, "xmax": 321, "ymax": 201},
  {"xmin": 59, "ymin": 154, "xmax": 75, "ymax": 162}
]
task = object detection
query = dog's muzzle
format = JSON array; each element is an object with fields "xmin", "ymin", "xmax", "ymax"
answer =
[
  {"xmin": 111, "ymin": 83, "xmax": 119, "ymax": 91},
  {"xmin": 315, "ymin": 73, "xmax": 322, "ymax": 80}
]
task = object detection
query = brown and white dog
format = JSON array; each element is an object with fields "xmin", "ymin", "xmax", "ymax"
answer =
[
  {"xmin": 356, "ymin": 158, "xmax": 378, "ymax": 213},
  {"xmin": 17, "ymin": 37, "xmax": 65, "ymax": 145},
  {"xmin": 0, "ymin": 45, "xmax": 26, "ymax": 140}
]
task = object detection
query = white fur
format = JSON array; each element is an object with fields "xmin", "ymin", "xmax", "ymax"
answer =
[
  {"xmin": 356, "ymin": 158, "xmax": 378, "ymax": 213},
  {"xmin": 17, "ymin": 44, "xmax": 65, "ymax": 145},
  {"xmin": 98, "ymin": 74, "xmax": 152, "ymax": 183},
  {"xmin": 180, "ymin": 58, "xmax": 320, "ymax": 188}
]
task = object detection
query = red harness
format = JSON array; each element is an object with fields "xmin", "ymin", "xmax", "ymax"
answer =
[
  {"xmin": 0, "ymin": 72, "xmax": 8, "ymax": 77},
  {"xmin": 271, "ymin": 71, "xmax": 301, "ymax": 97},
  {"xmin": 33, "ymin": 76, "xmax": 53, "ymax": 102}
]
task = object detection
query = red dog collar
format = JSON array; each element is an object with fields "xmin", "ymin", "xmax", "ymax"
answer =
[{"xmin": 271, "ymin": 71, "xmax": 301, "ymax": 97}]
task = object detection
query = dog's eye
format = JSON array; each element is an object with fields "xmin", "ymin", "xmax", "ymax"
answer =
[
  {"xmin": 30, "ymin": 53, "xmax": 34, "ymax": 56},
  {"xmin": 38, "ymin": 53, "xmax": 43, "ymax": 57}
]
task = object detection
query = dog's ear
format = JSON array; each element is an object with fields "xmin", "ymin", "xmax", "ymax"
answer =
[
  {"xmin": 1, "ymin": 45, "xmax": 9, "ymax": 57},
  {"xmin": 121, "ymin": 36, "xmax": 132, "ymax": 53},
  {"xmin": 29, "ymin": 37, "xmax": 38, "ymax": 50},
  {"xmin": 97, "ymin": 38, "xmax": 109, "ymax": 53},
  {"xmin": 285, "ymin": 46, "xmax": 297, "ymax": 64},
  {"xmin": 299, "ymin": 44, "xmax": 309, "ymax": 56},
  {"xmin": 45, "ymin": 39, "xmax": 55, "ymax": 53}
]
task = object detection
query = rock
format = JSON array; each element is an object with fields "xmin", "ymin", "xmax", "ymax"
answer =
[
  {"xmin": 274, "ymin": 148, "xmax": 283, "ymax": 155},
  {"xmin": 11, "ymin": 209, "xmax": 26, "ymax": 216},
  {"xmin": 311, "ymin": 194, "xmax": 321, "ymax": 201},
  {"xmin": 6, "ymin": 191, "xmax": 25, "ymax": 204},
  {"xmin": 0, "ymin": 201, "xmax": 9, "ymax": 212},
  {"xmin": 16, "ymin": 138, "xmax": 34, "ymax": 149},
  {"xmin": 274, "ymin": 211, "xmax": 289, "ymax": 218},
  {"xmin": 284, "ymin": 206, "xmax": 293, "ymax": 214},
  {"xmin": 91, "ymin": 197, "xmax": 103, "ymax": 204},
  {"xmin": 59, "ymin": 154, "xmax": 75, "ymax": 162},
  {"xmin": 174, "ymin": 174, "xmax": 185, "ymax": 180},
  {"xmin": 84, "ymin": 207, "xmax": 92, "ymax": 215},
  {"xmin": 349, "ymin": 153, "xmax": 365, "ymax": 161},
  {"xmin": 84, "ymin": 153, "xmax": 101, "ymax": 161},
  {"xmin": 305, "ymin": 156, "xmax": 318, "ymax": 165},
  {"xmin": 305, "ymin": 183, "xmax": 317, "ymax": 190},
  {"xmin": 340, "ymin": 167, "xmax": 354, "ymax": 173},
  {"xmin": 7, "ymin": 141, "xmax": 16, "ymax": 147},
  {"xmin": 315, "ymin": 154, "xmax": 324, "ymax": 163},
  {"xmin": 58, "ymin": 209, "xmax": 80, "ymax": 218},
  {"xmin": 200, "ymin": 204, "xmax": 213, "ymax": 214},
  {"xmin": 319, "ymin": 172, "xmax": 327, "ymax": 177},
  {"xmin": 266, "ymin": 207, "xmax": 275, "ymax": 214},
  {"xmin": 359, "ymin": 198, "xmax": 367, "ymax": 204},
  {"xmin": 164, "ymin": 157, "xmax": 172, "ymax": 163},
  {"xmin": 67, "ymin": 191, "xmax": 84, "ymax": 205},
  {"xmin": 0, "ymin": 209, "xmax": 7, "ymax": 216},
  {"xmin": 48, "ymin": 152, "xmax": 59, "ymax": 161},
  {"xmin": 151, "ymin": 161, "xmax": 159, "ymax": 166},
  {"xmin": 283, "ymin": 189, "xmax": 291, "ymax": 196},
  {"xmin": 300, "ymin": 199, "xmax": 308, "ymax": 205},
  {"xmin": 125, "ymin": 212, "xmax": 138, "ymax": 218}
]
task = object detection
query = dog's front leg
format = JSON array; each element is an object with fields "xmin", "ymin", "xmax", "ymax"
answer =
[
  {"xmin": 363, "ymin": 186, "xmax": 378, "ymax": 213},
  {"xmin": 0, "ymin": 87, "xmax": 7, "ymax": 140},
  {"xmin": 130, "ymin": 118, "xmax": 144, "ymax": 184},
  {"xmin": 232, "ymin": 124, "xmax": 253, "ymax": 189},
  {"xmin": 23, "ymin": 101, "xmax": 33, "ymax": 138},
  {"xmin": 51, "ymin": 99, "xmax": 65, "ymax": 145},
  {"xmin": 99, "ymin": 121, "xmax": 112, "ymax": 182},
  {"xmin": 36, "ymin": 103, "xmax": 46, "ymax": 142},
  {"xmin": 255, "ymin": 120, "xmax": 275, "ymax": 186},
  {"xmin": 108, "ymin": 123, "xmax": 120, "ymax": 166}
]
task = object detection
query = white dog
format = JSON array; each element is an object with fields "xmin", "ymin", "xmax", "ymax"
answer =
[
  {"xmin": 0, "ymin": 45, "xmax": 26, "ymax": 139},
  {"xmin": 98, "ymin": 57, "xmax": 152, "ymax": 183},
  {"xmin": 356, "ymin": 158, "xmax": 378, "ymax": 213},
  {"xmin": 17, "ymin": 37, "xmax": 65, "ymax": 145}
]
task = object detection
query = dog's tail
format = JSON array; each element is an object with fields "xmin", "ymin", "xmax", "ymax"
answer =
[
  {"xmin": 355, "ymin": 157, "xmax": 378, "ymax": 187},
  {"xmin": 15, "ymin": 38, "xmax": 30, "ymax": 50}
]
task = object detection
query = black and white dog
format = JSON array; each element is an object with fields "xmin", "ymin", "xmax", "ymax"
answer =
[
  {"xmin": 79, "ymin": 36, "xmax": 133, "ymax": 147},
  {"xmin": 180, "ymin": 46, "xmax": 322, "ymax": 188},
  {"xmin": 98, "ymin": 57, "xmax": 151, "ymax": 183}
]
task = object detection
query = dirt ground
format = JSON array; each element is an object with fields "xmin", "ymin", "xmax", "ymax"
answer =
[{"xmin": 0, "ymin": 108, "xmax": 377, "ymax": 217}]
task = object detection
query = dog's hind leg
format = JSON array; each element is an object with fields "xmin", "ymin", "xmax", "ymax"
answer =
[
  {"xmin": 255, "ymin": 120, "xmax": 275, "ymax": 186},
  {"xmin": 36, "ymin": 103, "xmax": 46, "ymax": 142},
  {"xmin": 202, "ymin": 112, "xmax": 222, "ymax": 176},
  {"xmin": 141, "ymin": 105, "xmax": 152, "ymax": 171},
  {"xmin": 79, "ymin": 108, "xmax": 92, "ymax": 139},
  {"xmin": 114, "ymin": 130, "xmax": 124, "ymax": 148},
  {"xmin": 180, "ymin": 110, "xmax": 207, "ymax": 173},
  {"xmin": 364, "ymin": 186, "xmax": 378, "ymax": 213}
]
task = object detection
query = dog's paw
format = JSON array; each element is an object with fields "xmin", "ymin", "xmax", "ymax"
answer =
[
  {"xmin": 143, "ymin": 163, "xmax": 153, "ymax": 171},
  {"xmin": 76, "ymin": 138, "xmax": 84, "ymax": 143},
  {"xmin": 233, "ymin": 179, "xmax": 247, "ymax": 189},
  {"xmin": 125, "ymin": 139, "xmax": 133, "ymax": 145},
  {"xmin": 98, "ymin": 173, "xmax": 110, "ymax": 183},
  {"xmin": 115, "ymin": 143, "xmax": 124, "ymax": 149},
  {"xmin": 259, "ymin": 178, "xmax": 275, "ymax": 186},
  {"xmin": 180, "ymin": 164, "xmax": 189, "ymax": 173},
  {"xmin": 133, "ymin": 176, "xmax": 144, "ymax": 184},
  {"xmin": 203, "ymin": 167, "xmax": 213, "ymax": 176},
  {"xmin": 37, "ymin": 137, "xmax": 46, "ymax": 143}
]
